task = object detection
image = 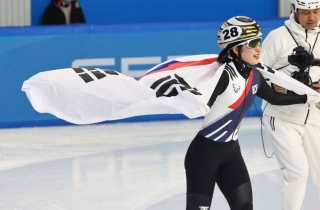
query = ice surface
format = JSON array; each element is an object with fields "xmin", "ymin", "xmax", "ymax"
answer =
[{"xmin": 0, "ymin": 117, "xmax": 318, "ymax": 210}]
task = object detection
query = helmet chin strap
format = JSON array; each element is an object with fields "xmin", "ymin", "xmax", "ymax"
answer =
[
  {"xmin": 234, "ymin": 45, "xmax": 248, "ymax": 71},
  {"xmin": 293, "ymin": 12, "xmax": 301, "ymax": 25}
]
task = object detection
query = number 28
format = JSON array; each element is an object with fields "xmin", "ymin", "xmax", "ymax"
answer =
[{"xmin": 222, "ymin": 27, "xmax": 239, "ymax": 40}]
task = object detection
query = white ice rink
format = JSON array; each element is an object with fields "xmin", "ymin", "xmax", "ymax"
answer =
[{"xmin": 0, "ymin": 117, "xmax": 319, "ymax": 210}]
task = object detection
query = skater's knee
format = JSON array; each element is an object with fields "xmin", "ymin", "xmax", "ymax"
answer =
[
  {"xmin": 186, "ymin": 193, "xmax": 212, "ymax": 210},
  {"xmin": 241, "ymin": 202, "xmax": 253, "ymax": 210},
  {"xmin": 225, "ymin": 182, "xmax": 253, "ymax": 210}
]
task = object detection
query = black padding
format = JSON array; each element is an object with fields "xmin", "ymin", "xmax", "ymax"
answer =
[
  {"xmin": 186, "ymin": 193, "xmax": 212, "ymax": 210},
  {"xmin": 241, "ymin": 203, "xmax": 253, "ymax": 210},
  {"xmin": 225, "ymin": 182, "xmax": 253, "ymax": 210}
]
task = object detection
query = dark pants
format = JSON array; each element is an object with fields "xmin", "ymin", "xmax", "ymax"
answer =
[{"xmin": 184, "ymin": 134, "xmax": 252, "ymax": 210}]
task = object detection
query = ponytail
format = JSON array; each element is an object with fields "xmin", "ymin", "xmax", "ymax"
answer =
[
  {"xmin": 217, "ymin": 48, "xmax": 231, "ymax": 64},
  {"xmin": 217, "ymin": 44, "xmax": 243, "ymax": 64}
]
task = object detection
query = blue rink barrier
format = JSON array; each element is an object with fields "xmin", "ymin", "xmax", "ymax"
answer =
[
  {"xmin": 31, "ymin": 0, "xmax": 278, "ymax": 25},
  {"xmin": 0, "ymin": 19, "xmax": 285, "ymax": 128}
]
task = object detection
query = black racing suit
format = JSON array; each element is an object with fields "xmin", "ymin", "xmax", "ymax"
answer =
[{"xmin": 185, "ymin": 61, "xmax": 307, "ymax": 210}]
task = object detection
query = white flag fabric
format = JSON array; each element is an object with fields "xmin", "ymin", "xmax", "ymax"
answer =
[
  {"xmin": 253, "ymin": 63, "xmax": 320, "ymax": 96},
  {"xmin": 21, "ymin": 54, "xmax": 320, "ymax": 125},
  {"xmin": 22, "ymin": 54, "xmax": 222, "ymax": 124}
]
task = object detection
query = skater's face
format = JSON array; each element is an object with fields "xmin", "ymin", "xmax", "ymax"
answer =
[{"xmin": 232, "ymin": 38, "xmax": 262, "ymax": 65}]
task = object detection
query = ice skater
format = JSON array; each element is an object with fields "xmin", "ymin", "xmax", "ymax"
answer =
[{"xmin": 184, "ymin": 15, "xmax": 320, "ymax": 210}]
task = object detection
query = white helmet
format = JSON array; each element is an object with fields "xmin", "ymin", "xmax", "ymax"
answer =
[
  {"xmin": 217, "ymin": 16, "xmax": 262, "ymax": 49},
  {"xmin": 291, "ymin": 0, "xmax": 320, "ymax": 12}
]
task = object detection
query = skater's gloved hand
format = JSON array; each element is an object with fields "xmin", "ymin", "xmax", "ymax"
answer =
[
  {"xmin": 203, "ymin": 104, "xmax": 211, "ymax": 115},
  {"xmin": 307, "ymin": 95, "xmax": 320, "ymax": 104}
]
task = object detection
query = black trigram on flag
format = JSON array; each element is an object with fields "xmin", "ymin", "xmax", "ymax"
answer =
[
  {"xmin": 150, "ymin": 74, "xmax": 201, "ymax": 97},
  {"xmin": 73, "ymin": 68, "xmax": 119, "ymax": 83}
]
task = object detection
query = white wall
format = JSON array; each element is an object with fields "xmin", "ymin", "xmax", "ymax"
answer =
[
  {"xmin": 279, "ymin": 0, "xmax": 292, "ymax": 17},
  {"xmin": 0, "ymin": 0, "xmax": 30, "ymax": 26}
]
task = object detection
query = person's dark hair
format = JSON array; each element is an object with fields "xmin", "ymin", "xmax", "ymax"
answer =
[
  {"xmin": 217, "ymin": 41, "xmax": 243, "ymax": 64},
  {"xmin": 217, "ymin": 48, "xmax": 231, "ymax": 64}
]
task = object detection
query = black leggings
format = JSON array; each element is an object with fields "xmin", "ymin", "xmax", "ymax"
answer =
[{"xmin": 185, "ymin": 134, "xmax": 252, "ymax": 210}]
